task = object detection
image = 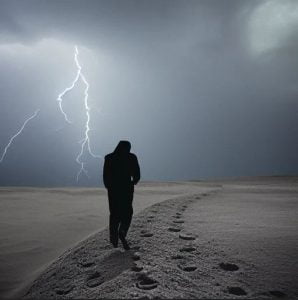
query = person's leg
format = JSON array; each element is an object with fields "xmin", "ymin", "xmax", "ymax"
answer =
[
  {"xmin": 109, "ymin": 212, "xmax": 120, "ymax": 247},
  {"xmin": 108, "ymin": 189, "xmax": 120, "ymax": 247},
  {"xmin": 119, "ymin": 204, "xmax": 133, "ymax": 238},
  {"xmin": 119, "ymin": 190, "xmax": 134, "ymax": 250}
]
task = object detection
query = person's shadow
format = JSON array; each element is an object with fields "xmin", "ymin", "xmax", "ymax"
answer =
[{"xmin": 85, "ymin": 249, "xmax": 134, "ymax": 288}]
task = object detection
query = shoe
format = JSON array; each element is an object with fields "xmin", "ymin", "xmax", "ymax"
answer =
[
  {"xmin": 119, "ymin": 231, "xmax": 130, "ymax": 250},
  {"xmin": 111, "ymin": 240, "xmax": 118, "ymax": 248},
  {"xmin": 110, "ymin": 235, "xmax": 118, "ymax": 248}
]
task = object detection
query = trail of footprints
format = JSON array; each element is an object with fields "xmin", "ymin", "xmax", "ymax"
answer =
[
  {"xmin": 132, "ymin": 192, "xmax": 248, "ymax": 296},
  {"xmin": 76, "ymin": 192, "xmax": 287, "ymax": 298},
  {"xmin": 131, "ymin": 196, "xmax": 201, "ymax": 291},
  {"xmin": 170, "ymin": 201, "xmax": 198, "ymax": 273},
  {"xmin": 54, "ymin": 193, "xmax": 204, "ymax": 295}
]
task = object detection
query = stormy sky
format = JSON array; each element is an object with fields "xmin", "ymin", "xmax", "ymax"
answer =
[{"xmin": 0, "ymin": 0, "xmax": 297, "ymax": 186}]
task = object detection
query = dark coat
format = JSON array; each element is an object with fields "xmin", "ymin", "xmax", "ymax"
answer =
[{"xmin": 103, "ymin": 152, "xmax": 140, "ymax": 190}]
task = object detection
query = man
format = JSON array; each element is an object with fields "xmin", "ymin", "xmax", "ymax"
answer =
[{"xmin": 103, "ymin": 140, "xmax": 140, "ymax": 250}]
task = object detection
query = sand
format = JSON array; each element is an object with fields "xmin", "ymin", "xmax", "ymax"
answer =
[
  {"xmin": 20, "ymin": 177, "xmax": 298, "ymax": 299},
  {"xmin": 0, "ymin": 182, "xmax": 207, "ymax": 299}
]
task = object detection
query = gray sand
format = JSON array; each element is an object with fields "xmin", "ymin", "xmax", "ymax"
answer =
[
  {"xmin": 0, "ymin": 182, "xmax": 206, "ymax": 299},
  {"xmin": 22, "ymin": 177, "xmax": 298, "ymax": 299}
]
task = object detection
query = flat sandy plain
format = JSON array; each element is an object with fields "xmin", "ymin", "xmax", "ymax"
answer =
[{"xmin": 1, "ymin": 177, "xmax": 297, "ymax": 299}]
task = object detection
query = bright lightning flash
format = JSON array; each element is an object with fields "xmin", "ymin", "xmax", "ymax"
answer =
[
  {"xmin": 56, "ymin": 46, "xmax": 81, "ymax": 123},
  {"xmin": 0, "ymin": 109, "xmax": 40, "ymax": 163},
  {"xmin": 57, "ymin": 45, "xmax": 101, "ymax": 182}
]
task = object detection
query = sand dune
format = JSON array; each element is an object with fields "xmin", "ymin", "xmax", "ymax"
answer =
[
  {"xmin": 0, "ymin": 181, "xmax": 207, "ymax": 299},
  {"xmin": 20, "ymin": 177, "xmax": 298, "ymax": 299}
]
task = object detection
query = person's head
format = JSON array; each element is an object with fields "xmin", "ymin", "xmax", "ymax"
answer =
[{"xmin": 114, "ymin": 140, "xmax": 131, "ymax": 155}]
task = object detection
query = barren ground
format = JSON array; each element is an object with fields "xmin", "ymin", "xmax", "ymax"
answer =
[{"xmin": 23, "ymin": 177, "xmax": 298, "ymax": 299}]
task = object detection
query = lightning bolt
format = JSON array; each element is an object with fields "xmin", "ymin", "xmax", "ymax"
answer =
[
  {"xmin": 57, "ymin": 45, "xmax": 101, "ymax": 182},
  {"xmin": 56, "ymin": 46, "xmax": 81, "ymax": 124},
  {"xmin": 0, "ymin": 109, "xmax": 40, "ymax": 163}
]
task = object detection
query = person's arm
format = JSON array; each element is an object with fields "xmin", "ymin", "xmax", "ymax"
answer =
[
  {"xmin": 132, "ymin": 155, "xmax": 140, "ymax": 185},
  {"xmin": 103, "ymin": 156, "xmax": 111, "ymax": 189}
]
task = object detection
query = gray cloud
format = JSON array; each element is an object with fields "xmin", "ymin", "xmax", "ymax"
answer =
[{"xmin": 0, "ymin": 0, "xmax": 297, "ymax": 186}]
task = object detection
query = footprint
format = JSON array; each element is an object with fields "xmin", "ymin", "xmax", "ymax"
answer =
[
  {"xmin": 171, "ymin": 255, "xmax": 184, "ymax": 260},
  {"xmin": 179, "ymin": 233, "xmax": 196, "ymax": 241},
  {"xmin": 140, "ymin": 233, "xmax": 153, "ymax": 237},
  {"xmin": 168, "ymin": 227, "xmax": 181, "ymax": 232},
  {"xmin": 131, "ymin": 245, "xmax": 141, "ymax": 251},
  {"xmin": 148, "ymin": 215, "xmax": 155, "ymax": 219},
  {"xmin": 136, "ymin": 274, "xmax": 158, "ymax": 290},
  {"xmin": 219, "ymin": 262, "xmax": 239, "ymax": 271},
  {"xmin": 132, "ymin": 252, "xmax": 141, "ymax": 261},
  {"xmin": 176, "ymin": 212, "xmax": 182, "ymax": 216},
  {"xmin": 173, "ymin": 220, "xmax": 184, "ymax": 223},
  {"xmin": 178, "ymin": 264, "xmax": 197, "ymax": 272},
  {"xmin": 131, "ymin": 264, "xmax": 143, "ymax": 272},
  {"xmin": 227, "ymin": 286, "xmax": 247, "ymax": 296},
  {"xmin": 86, "ymin": 271, "xmax": 104, "ymax": 288},
  {"xmin": 55, "ymin": 286, "xmax": 73, "ymax": 295},
  {"xmin": 269, "ymin": 291, "xmax": 286, "ymax": 298},
  {"xmin": 80, "ymin": 261, "xmax": 95, "ymax": 268},
  {"xmin": 179, "ymin": 246, "xmax": 196, "ymax": 252},
  {"xmin": 173, "ymin": 215, "xmax": 181, "ymax": 219}
]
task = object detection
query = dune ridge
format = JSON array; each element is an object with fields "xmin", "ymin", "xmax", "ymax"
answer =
[
  {"xmin": 23, "ymin": 193, "xmax": 215, "ymax": 299},
  {"xmin": 23, "ymin": 178, "xmax": 298, "ymax": 298}
]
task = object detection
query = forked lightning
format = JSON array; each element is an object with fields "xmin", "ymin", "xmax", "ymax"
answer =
[{"xmin": 57, "ymin": 45, "xmax": 101, "ymax": 182}]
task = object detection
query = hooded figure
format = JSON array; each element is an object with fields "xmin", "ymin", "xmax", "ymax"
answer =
[{"xmin": 103, "ymin": 140, "xmax": 140, "ymax": 250}]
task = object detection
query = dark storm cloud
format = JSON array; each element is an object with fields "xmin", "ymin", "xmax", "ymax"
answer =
[
  {"xmin": 0, "ymin": 0, "xmax": 297, "ymax": 186},
  {"xmin": 0, "ymin": 0, "xmax": 254, "ymax": 53}
]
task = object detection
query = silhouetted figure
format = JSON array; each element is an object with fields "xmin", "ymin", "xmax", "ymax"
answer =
[{"xmin": 103, "ymin": 141, "xmax": 140, "ymax": 250}]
